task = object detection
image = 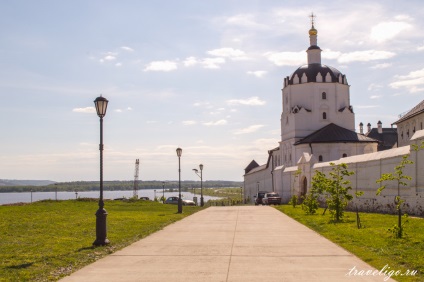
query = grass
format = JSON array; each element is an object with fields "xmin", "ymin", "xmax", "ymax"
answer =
[
  {"xmin": 0, "ymin": 199, "xmax": 202, "ymax": 281},
  {"xmin": 275, "ymin": 205, "xmax": 423, "ymax": 282},
  {"xmin": 201, "ymin": 187, "xmax": 243, "ymax": 199}
]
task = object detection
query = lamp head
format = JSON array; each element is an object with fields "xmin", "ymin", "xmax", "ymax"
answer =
[
  {"xmin": 199, "ymin": 164, "xmax": 203, "ymax": 171},
  {"xmin": 176, "ymin": 147, "xmax": 182, "ymax": 157},
  {"xmin": 94, "ymin": 95, "xmax": 109, "ymax": 118}
]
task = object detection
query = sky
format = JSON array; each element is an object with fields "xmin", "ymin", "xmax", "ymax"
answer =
[{"xmin": 0, "ymin": 0, "xmax": 423, "ymax": 182}]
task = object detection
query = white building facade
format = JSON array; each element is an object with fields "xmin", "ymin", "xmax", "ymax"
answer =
[{"xmin": 244, "ymin": 20, "xmax": 424, "ymax": 215}]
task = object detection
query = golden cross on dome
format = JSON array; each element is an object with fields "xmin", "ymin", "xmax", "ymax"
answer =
[{"xmin": 309, "ymin": 12, "xmax": 316, "ymax": 27}]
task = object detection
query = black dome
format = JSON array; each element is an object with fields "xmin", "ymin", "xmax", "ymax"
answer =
[{"xmin": 288, "ymin": 63, "xmax": 344, "ymax": 85}]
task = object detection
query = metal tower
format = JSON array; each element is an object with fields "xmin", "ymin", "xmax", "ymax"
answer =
[{"xmin": 133, "ymin": 159, "xmax": 140, "ymax": 198}]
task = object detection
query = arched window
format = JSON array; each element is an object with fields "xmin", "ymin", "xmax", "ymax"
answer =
[
  {"xmin": 319, "ymin": 155, "xmax": 323, "ymax": 162},
  {"xmin": 322, "ymin": 92, "xmax": 326, "ymax": 99},
  {"xmin": 323, "ymin": 112, "xmax": 327, "ymax": 119},
  {"xmin": 342, "ymin": 153, "xmax": 347, "ymax": 158}
]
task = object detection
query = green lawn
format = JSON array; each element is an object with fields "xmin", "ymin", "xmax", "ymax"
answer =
[
  {"xmin": 275, "ymin": 205, "xmax": 423, "ymax": 282},
  {"xmin": 0, "ymin": 199, "xmax": 201, "ymax": 281}
]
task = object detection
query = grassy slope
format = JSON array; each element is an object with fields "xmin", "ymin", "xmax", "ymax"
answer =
[
  {"xmin": 275, "ymin": 205, "xmax": 423, "ymax": 282},
  {"xmin": 0, "ymin": 199, "xmax": 201, "ymax": 281}
]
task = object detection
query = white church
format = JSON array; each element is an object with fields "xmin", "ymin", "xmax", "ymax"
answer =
[{"xmin": 243, "ymin": 18, "xmax": 424, "ymax": 215}]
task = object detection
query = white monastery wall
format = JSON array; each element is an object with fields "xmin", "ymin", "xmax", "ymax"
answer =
[{"xmin": 246, "ymin": 130, "xmax": 424, "ymax": 215}]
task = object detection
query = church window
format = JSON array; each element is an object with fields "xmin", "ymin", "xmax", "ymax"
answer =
[
  {"xmin": 413, "ymin": 127, "xmax": 416, "ymax": 133},
  {"xmin": 401, "ymin": 132, "xmax": 403, "ymax": 139},
  {"xmin": 342, "ymin": 153, "xmax": 347, "ymax": 158},
  {"xmin": 323, "ymin": 112, "xmax": 327, "ymax": 119},
  {"xmin": 318, "ymin": 155, "xmax": 323, "ymax": 162},
  {"xmin": 322, "ymin": 92, "xmax": 326, "ymax": 99},
  {"xmin": 407, "ymin": 130, "xmax": 409, "ymax": 138},
  {"xmin": 289, "ymin": 154, "xmax": 292, "ymax": 161}
]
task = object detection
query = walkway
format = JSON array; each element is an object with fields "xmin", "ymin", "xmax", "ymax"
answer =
[{"xmin": 61, "ymin": 206, "xmax": 393, "ymax": 281}]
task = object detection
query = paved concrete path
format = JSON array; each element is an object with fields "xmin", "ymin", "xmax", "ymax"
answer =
[{"xmin": 61, "ymin": 206, "xmax": 394, "ymax": 282}]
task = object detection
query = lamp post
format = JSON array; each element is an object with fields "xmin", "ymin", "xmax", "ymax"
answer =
[
  {"xmin": 75, "ymin": 190, "xmax": 78, "ymax": 200},
  {"xmin": 176, "ymin": 148, "xmax": 183, "ymax": 213},
  {"xmin": 93, "ymin": 95, "xmax": 110, "ymax": 246},
  {"xmin": 55, "ymin": 183, "xmax": 58, "ymax": 201},
  {"xmin": 193, "ymin": 164, "xmax": 204, "ymax": 207},
  {"xmin": 30, "ymin": 189, "xmax": 33, "ymax": 203},
  {"xmin": 154, "ymin": 189, "xmax": 156, "ymax": 201},
  {"xmin": 162, "ymin": 181, "xmax": 165, "ymax": 203}
]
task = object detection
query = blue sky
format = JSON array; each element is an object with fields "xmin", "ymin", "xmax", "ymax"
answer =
[{"xmin": 1, "ymin": 1, "xmax": 423, "ymax": 182}]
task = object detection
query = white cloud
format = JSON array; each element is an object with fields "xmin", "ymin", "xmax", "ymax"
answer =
[
  {"xmin": 397, "ymin": 68, "xmax": 424, "ymax": 80},
  {"xmin": 184, "ymin": 56, "xmax": 227, "ymax": 69},
  {"xmin": 370, "ymin": 95, "xmax": 382, "ymax": 99},
  {"xmin": 265, "ymin": 51, "xmax": 305, "ymax": 66},
  {"xmin": 207, "ymin": 48, "xmax": 248, "ymax": 60},
  {"xmin": 115, "ymin": 109, "xmax": 122, "ymax": 113},
  {"xmin": 247, "ymin": 71, "xmax": 267, "ymax": 78},
  {"xmin": 227, "ymin": 96, "xmax": 266, "ymax": 106},
  {"xmin": 72, "ymin": 107, "xmax": 96, "ymax": 113},
  {"xmin": 182, "ymin": 120, "xmax": 197, "ymax": 125},
  {"xmin": 127, "ymin": 107, "xmax": 133, "ymax": 111},
  {"xmin": 202, "ymin": 57, "xmax": 226, "ymax": 69},
  {"xmin": 207, "ymin": 48, "xmax": 244, "ymax": 57},
  {"xmin": 394, "ymin": 14, "xmax": 413, "ymax": 21},
  {"xmin": 193, "ymin": 101, "xmax": 212, "ymax": 108},
  {"xmin": 370, "ymin": 21, "xmax": 413, "ymax": 43},
  {"xmin": 417, "ymin": 45, "xmax": 424, "ymax": 51},
  {"xmin": 104, "ymin": 55, "xmax": 116, "ymax": 61},
  {"xmin": 203, "ymin": 119, "xmax": 227, "ymax": 126},
  {"xmin": 121, "ymin": 46, "xmax": 134, "ymax": 52},
  {"xmin": 322, "ymin": 49, "xmax": 342, "ymax": 60},
  {"xmin": 390, "ymin": 68, "xmax": 424, "ymax": 93},
  {"xmin": 144, "ymin": 60, "xmax": 178, "ymax": 72},
  {"xmin": 183, "ymin": 56, "xmax": 198, "ymax": 67},
  {"xmin": 337, "ymin": 50, "xmax": 395, "ymax": 63},
  {"xmin": 234, "ymin": 124, "xmax": 265, "ymax": 135},
  {"xmin": 115, "ymin": 63, "xmax": 122, "ymax": 67},
  {"xmin": 367, "ymin": 83, "xmax": 383, "ymax": 91},
  {"xmin": 224, "ymin": 14, "xmax": 266, "ymax": 29}
]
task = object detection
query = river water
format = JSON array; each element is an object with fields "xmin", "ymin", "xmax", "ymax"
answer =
[{"xmin": 0, "ymin": 190, "xmax": 221, "ymax": 205}]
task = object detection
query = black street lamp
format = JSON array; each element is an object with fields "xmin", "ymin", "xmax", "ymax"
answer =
[
  {"xmin": 93, "ymin": 95, "xmax": 110, "ymax": 246},
  {"xmin": 162, "ymin": 181, "xmax": 165, "ymax": 203},
  {"xmin": 176, "ymin": 147, "xmax": 183, "ymax": 213},
  {"xmin": 193, "ymin": 164, "xmax": 204, "ymax": 207},
  {"xmin": 75, "ymin": 190, "xmax": 78, "ymax": 200}
]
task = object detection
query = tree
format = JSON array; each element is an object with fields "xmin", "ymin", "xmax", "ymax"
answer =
[
  {"xmin": 321, "ymin": 163, "xmax": 355, "ymax": 222},
  {"xmin": 376, "ymin": 154, "xmax": 413, "ymax": 238},
  {"xmin": 302, "ymin": 171, "xmax": 326, "ymax": 214}
]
